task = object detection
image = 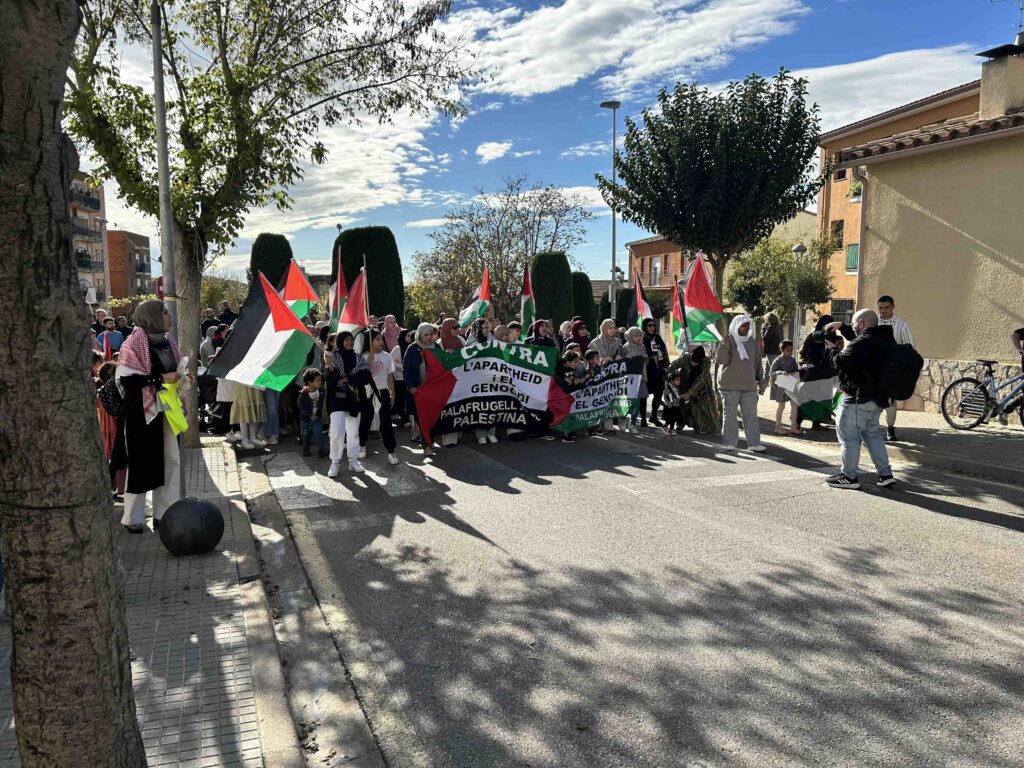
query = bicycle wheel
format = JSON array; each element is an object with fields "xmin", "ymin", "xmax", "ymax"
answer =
[{"xmin": 941, "ymin": 377, "xmax": 991, "ymax": 429}]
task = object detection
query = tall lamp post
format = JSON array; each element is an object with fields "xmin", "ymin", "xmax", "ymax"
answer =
[
  {"xmin": 791, "ymin": 243, "xmax": 807, "ymax": 345},
  {"xmin": 600, "ymin": 100, "xmax": 621, "ymax": 320},
  {"xmin": 152, "ymin": 0, "xmax": 177, "ymax": 339}
]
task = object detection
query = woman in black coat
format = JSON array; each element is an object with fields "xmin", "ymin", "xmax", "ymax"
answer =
[{"xmin": 641, "ymin": 318, "xmax": 669, "ymax": 426}]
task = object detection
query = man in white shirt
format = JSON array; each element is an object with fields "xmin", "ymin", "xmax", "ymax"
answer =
[{"xmin": 877, "ymin": 295, "xmax": 915, "ymax": 441}]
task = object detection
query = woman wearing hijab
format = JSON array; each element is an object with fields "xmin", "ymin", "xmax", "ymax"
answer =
[
  {"xmin": 469, "ymin": 317, "xmax": 492, "ymax": 346},
  {"xmin": 493, "ymin": 325, "xmax": 510, "ymax": 343},
  {"xmin": 325, "ymin": 331, "xmax": 368, "ymax": 475},
  {"xmin": 716, "ymin": 314, "xmax": 765, "ymax": 451},
  {"xmin": 641, "ymin": 318, "xmax": 668, "ymax": 426},
  {"xmin": 525, "ymin": 319, "xmax": 556, "ymax": 348},
  {"xmin": 391, "ymin": 329, "xmax": 414, "ymax": 426},
  {"xmin": 622, "ymin": 327, "xmax": 649, "ymax": 432},
  {"xmin": 404, "ymin": 323, "xmax": 438, "ymax": 454},
  {"xmin": 557, "ymin": 320, "xmax": 573, "ymax": 352},
  {"xmin": 382, "ymin": 314, "xmax": 402, "ymax": 352},
  {"xmin": 570, "ymin": 319, "xmax": 591, "ymax": 350},
  {"xmin": 199, "ymin": 326, "xmax": 218, "ymax": 366},
  {"xmin": 438, "ymin": 317, "xmax": 464, "ymax": 352},
  {"xmin": 679, "ymin": 347, "xmax": 719, "ymax": 434},
  {"xmin": 799, "ymin": 314, "xmax": 838, "ymax": 430},
  {"xmin": 115, "ymin": 300, "xmax": 183, "ymax": 533}
]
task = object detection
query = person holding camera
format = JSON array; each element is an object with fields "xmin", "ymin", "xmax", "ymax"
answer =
[{"xmin": 822, "ymin": 309, "xmax": 895, "ymax": 490}]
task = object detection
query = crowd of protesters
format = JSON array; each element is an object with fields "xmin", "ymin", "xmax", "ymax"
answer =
[{"xmin": 90, "ymin": 291, "xmax": 963, "ymax": 533}]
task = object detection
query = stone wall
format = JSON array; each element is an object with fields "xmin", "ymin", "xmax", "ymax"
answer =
[{"xmin": 905, "ymin": 358, "xmax": 1020, "ymax": 413}]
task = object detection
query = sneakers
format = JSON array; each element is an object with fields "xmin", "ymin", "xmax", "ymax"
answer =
[
  {"xmin": 349, "ymin": 461, "xmax": 366, "ymax": 473},
  {"xmin": 487, "ymin": 435, "xmax": 498, "ymax": 444},
  {"xmin": 251, "ymin": 435, "xmax": 268, "ymax": 447},
  {"xmin": 748, "ymin": 444, "xmax": 768, "ymax": 453},
  {"xmin": 327, "ymin": 461, "xmax": 340, "ymax": 478},
  {"xmin": 561, "ymin": 435, "xmax": 576, "ymax": 443},
  {"xmin": 358, "ymin": 446, "xmax": 367, "ymax": 459},
  {"xmin": 240, "ymin": 440, "xmax": 256, "ymax": 450},
  {"xmin": 622, "ymin": 425, "xmax": 633, "ymax": 434},
  {"xmin": 877, "ymin": 474, "xmax": 896, "ymax": 488},
  {"xmin": 540, "ymin": 434, "xmax": 557, "ymax": 441},
  {"xmin": 722, "ymin": 444, "xmax": 738, "ymax": 452},
  {"xmin": 267, "ymin": 435, "xmax": 279, "ymax": 445},
  {"xmin": 826, "ymin": 474, "xmax": 861, "ymax": 490},
  {"xmin": 225, "ymin": 431, "xmax": 241, "ymax": 443},
  {"xmin": 387, "ymin": 453, "xmax": 399, "ymax": 465},
  {"xmin": 886, "ymin": 427, "xmax": 897, "ymax": 441},
  {"xmin": 478, "ymin": 437, "xmax": 487, "ymax": 445}
]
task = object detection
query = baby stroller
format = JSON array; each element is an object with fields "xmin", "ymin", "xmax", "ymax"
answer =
[{"xmin": 196, "ymin": 372, "xmax": 222, "ymax": 433}]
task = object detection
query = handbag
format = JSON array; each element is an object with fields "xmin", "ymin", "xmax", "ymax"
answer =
[{"xmin": 98, "ymin": 379, "xmax": 123, "ymax": 418}]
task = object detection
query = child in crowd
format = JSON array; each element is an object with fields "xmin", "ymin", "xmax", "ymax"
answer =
[
  {"xmin": 298, "ymin": 369, "xmax": 328, "ymax": 458},
  {"xmin": 556, "ymin": 350, "xmax": 586, "ymax": 443},
  {"xmin": 661, "ymin": 370, "xmax": 684, "ymax": 435},
  {"xmin": 584, "ymin": 349, "xmax": 603, "ymax": 435},
  {"xmin": 769, "ymin": 339, "xmax": 802, "ymax": 436}
]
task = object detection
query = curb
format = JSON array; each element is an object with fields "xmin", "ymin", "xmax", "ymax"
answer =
[{"xmin": 884, "ymin": 445, "xmax": 1023, "ymax": 485}]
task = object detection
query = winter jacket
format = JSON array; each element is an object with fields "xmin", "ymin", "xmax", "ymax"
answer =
[
  {"xmin": 762, "ymin": 322, "xmax": 784, "ymax": 356},
  {"xmin": 297, "ymin": 388, "xmax": 323, "ymax": 422},
  {"xmin": 826, "ymin": 324, "xmax": 894, "ymax": 407},
  {"xmin": 716, "ymin": 335, "xmax": 762, "ymax": 391},
  {"xmin": 642, "ymin": 331, "xmax": 668, "ymax": 382}
]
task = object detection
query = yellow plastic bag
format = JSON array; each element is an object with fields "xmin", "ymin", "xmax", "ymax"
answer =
[{"xmin": 158, "ymin": 381, "xmax": 188, "ymax": 435}]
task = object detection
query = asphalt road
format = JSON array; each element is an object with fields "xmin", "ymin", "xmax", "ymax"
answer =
[{"xmin": 263, "ymin": 428, "xmax": 1024, "ymax": 768}]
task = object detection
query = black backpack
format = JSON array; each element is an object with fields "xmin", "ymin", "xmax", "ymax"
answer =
[{"xmin": 879, "ymin": 344, "xmax": 923, "ymax": 402}]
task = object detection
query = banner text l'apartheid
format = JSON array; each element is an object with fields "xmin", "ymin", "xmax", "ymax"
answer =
[{"xmin": 552, "ymin": 357, "xmax": 644, "ymax": 433}]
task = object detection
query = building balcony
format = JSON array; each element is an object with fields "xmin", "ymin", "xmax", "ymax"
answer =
[
  {"xmin": 94, "ymin": 290, "xmax": 106, "ymax": 301},
  {"xmin": 72, "ymin": 222, "xmax": 102, "ymax": 240},
  {"xmin": 70, "ymin": 189, "xmax": 101, "ymax": 210},
  {"xmin": 76, "ymin": 255, "xmax": 104, "ymax": 272},
  {"xmin": 136, "ymin": 262, "xmax": 151, "ymax": 274},
  {"xmin": 632, "ymin": 271, "xmax": 673, "ymax": 288}
]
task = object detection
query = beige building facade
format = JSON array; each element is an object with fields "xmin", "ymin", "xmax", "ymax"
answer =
[{"xmin": 837, "ymin": 43, "xmax": 1024, "ymax": 411}]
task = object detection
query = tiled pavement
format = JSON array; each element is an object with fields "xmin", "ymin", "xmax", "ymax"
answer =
[{"xmin": 0, "ymin": 443, "xmax": 265, "ymax": 767}]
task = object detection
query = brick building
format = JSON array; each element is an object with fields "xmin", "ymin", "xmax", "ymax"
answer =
[{"xmin": 106, "ymin": 230, "xmax": 154, "ymax": 298}]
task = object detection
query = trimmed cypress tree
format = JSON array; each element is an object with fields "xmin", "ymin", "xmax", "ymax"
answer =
[
  {"xmin": 332, "ymin": 226, "xmax": 405, "ymax": 320},
  {"xmin": 598, "ymin": 293, "xmax": 611, "ymax": 325},
  {"xmin": 614, "ymin": 287, "xmax": 633, "ymax": 328},
  {"xmin": 571, "ymin": 272, "xmax": 597, "ymax": 334},
  {"xmin": 249, "ymin": 233, "xmax": 293, "ymax": 288},
  {"xmin": 530, "ymin": 251, "xmax": 574, "ymax": 330}
]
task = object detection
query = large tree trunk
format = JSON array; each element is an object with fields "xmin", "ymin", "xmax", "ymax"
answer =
[
  {"xmin": 174, "ymin": 222, "xmax": 203, "ymax": 448},
  {"xmin": 0, "ymin": 1, "xmax": 147, "ymax": 765}
]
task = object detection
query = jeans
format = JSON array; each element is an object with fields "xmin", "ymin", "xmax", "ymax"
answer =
[
  {"xmin": 837, "ymin": 398, "xmax": 892, "ymax": 479},
  {"xmin": 721, "ymin": 389, "xmax": 761, "ymax": 447},
  {"xmin": 262, "ymin": 387, "xmax": 280, "ymax": 438},
  {"xmin": 301, "ymin": 419, "xmax": 324, "ymax": 453}
]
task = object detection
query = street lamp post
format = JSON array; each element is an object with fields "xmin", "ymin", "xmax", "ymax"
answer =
[
  {"xmin": 152, "ymin": 0, "xmax": 177, "ymax": 339},
  {"xmin": 791, "ymin": 243, "xmax": 807, "ymax": 346},
  {"xmin": 600, "ymin": 100, "xmax": 621, "ymax": 320}
]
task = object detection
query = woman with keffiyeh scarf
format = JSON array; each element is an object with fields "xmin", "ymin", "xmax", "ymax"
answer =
[{"xmin": 115, "ymin": 300, "xmax": 183, "ymax": 533}]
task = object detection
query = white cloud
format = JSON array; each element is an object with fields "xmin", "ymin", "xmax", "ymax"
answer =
[
  {"xmin": 405, "ymin": 217, "xmax": 449, "ymax": 228},
  {"xmin": 476, "ymin": 140, "xmax": 513, "ymax": 163},
  {"xmin": 512, "ymin": 149, "xmax": 541, "ymax": 157},
  {"xmin": 449, "ymin": 0, "xmax": 808, "ymax": 99},
  {"xmin": 795, "ymin": 45, "xmax": 981, "ymax": 132},
  {"xmin": 561, "ymin": 140, "xmax": 611, "ymax": 158}
]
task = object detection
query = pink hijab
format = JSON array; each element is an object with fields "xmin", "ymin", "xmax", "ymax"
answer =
[{"xmin": 382, "ymin": 314, "xmax": 401, "ymax": 351}]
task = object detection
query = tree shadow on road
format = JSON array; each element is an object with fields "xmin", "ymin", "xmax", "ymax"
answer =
[{"xmin": 311, "ymin": 536, "xmax": 1024, "ymax": 768}]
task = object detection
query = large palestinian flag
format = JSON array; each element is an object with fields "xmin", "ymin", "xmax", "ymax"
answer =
[
  {"xmin": 520, "ymin": 266, "xmax": 535, "ymax": 328},
  {"xmin": 279, "ymin": 261, "xmax": 318, "ymax": 320},
  {"xmin": 413, "ymin": 342, "xmax": 572, "ymax": 444},
  {"xmin": 207, "ymin": 272, "xmax": 314, "ymax": 391},
  {"xmin": 458, "ymin": 267, "xmax": 490, "ymax": 328},
  {"xmin": 336, "ymin": 268, "xmax": 369, "ymax": 336},
  {"xmin": 670, "ymin": 279, "xmax": 687, "ymax": 351},
  {"xmin": 328, "ymin": 246, "xmax": 347, "ymax": 332},
  {"xmin": 774, "ymin": 372, "xmax": 842, "ymax": 423},
  {"xmin": 683, "ymin": 253, "xmax": 723, "ymax": 342}
]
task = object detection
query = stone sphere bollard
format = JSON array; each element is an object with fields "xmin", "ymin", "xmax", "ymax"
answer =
[{"xmin": 158, "ymin": 498, "xmax": 225, "ymax": 556}]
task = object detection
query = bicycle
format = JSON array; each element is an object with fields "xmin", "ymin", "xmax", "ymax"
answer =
[{"xmin": 941, "ymin": 359, "xmax": 1024, "ymax": 430}]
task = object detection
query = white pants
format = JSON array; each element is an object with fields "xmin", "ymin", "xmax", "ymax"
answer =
[
  {"xmin": 329, "ymin": 411, "xmax": 360, "ymax": 464},
  {"xmin": 122, "ymin": 419, "xmax": 181, "ymax": 526}
]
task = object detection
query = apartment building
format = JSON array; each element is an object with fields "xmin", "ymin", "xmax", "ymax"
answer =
[
  {"xmin": 106, "ymin": 230, "xmax": 154, "ymax": 297},
  {"xmin": 70, "ymin": 172, "xmax": 108, "ymax": 303}
]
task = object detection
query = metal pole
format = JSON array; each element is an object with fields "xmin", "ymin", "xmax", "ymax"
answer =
[
  {"xmin": 152, "ymin": 0, "xmax": 176, "ymax": 339},
  {"xmin": 610, "ymin": 105, "xmax": 618, "ymax": 321}
]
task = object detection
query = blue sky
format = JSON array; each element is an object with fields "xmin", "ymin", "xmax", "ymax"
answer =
[{"xmin": 99, "ymin": 0, "xmax": 1017, "ymax": 281}]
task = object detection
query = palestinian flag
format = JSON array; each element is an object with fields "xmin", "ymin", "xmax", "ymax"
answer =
[
  {"xmin": 775, "ymin": 373, "xmax": 842, "ymax": 423},
  {"xmin": 520, "ymin": 266, "xmax": 535, "ymax": 328},
  {"xmin": 279, "ymin": 261, "xmax": 318, "ymax": 320},
  {"xmin": 633, "ymin": 274, "xmax": 653, "ymax": 324},
  {"xmin": 683, "ymin": 253, "xmax": 723, "ymax": 342},
  {"xmin": 207, "ymin": 272, "xmax": 314, "ymax": 391},
  {"xmin": 458, "ymin": 267, "xmax": 490, "ymax": 328},
  {"xmin": 670, "ymin": 279, "xmax": 687, "ymax": 351},
  {"xmin": 335, "ymin": 268, "xmax": 369, "ymax": 336},
  {"xmin": 328, "ymin": 246, "xmax": 347, "ymax": 332}
]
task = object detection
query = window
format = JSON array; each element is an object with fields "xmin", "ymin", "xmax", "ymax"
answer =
[
  {"xmin": 845, "ymin": 243, "xmax": 860, "ymax": 272},
  {"xmin": 831, "ymin": 299, "xmax": 854, "ymax": 326},
  {"xmin": 834, "ymin": 168, "xmax": 847, "ymax": 181},
  {"xmin": 831, "ymin": 220, "xmax": 844, "ymax": 248},
  {"xmin": 651, "ymin": 255, "xmax": 661, "ymax": 285}
]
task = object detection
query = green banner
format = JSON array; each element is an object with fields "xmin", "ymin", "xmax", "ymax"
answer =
[{"xmin": 552, "ymin": 357, "xmax": 644, "ymax": 433}]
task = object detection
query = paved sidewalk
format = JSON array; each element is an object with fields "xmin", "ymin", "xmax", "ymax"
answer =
[
  {"xmin": 755, "ymin": 398, "xmax": 1024, "ymax": 482},
  {"xmin": 0, "ymin": 442, "xmax": 298, "ymax": 767}
]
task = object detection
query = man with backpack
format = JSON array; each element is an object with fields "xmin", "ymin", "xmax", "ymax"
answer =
[
  {"xmin": 822, "ymin": 310, "xmax": 896, "ymax": 490},
  {"xmin": 877, "ymin": 295, "xmax": 915, "ymax": 441}
]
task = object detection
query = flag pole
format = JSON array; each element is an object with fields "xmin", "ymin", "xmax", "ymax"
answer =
[{"xmin": 362, "ymin": 253, "xmax": 370, "ymax": 333}]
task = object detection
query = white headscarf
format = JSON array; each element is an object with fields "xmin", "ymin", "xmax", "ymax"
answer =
[{"xmin": 728, "ymin": 314, "xmax": 754, "ymax": 361}]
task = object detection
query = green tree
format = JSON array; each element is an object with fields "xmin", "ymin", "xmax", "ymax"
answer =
[
  {"xmin": 200, "ymin": 272, "xmax": 249, "ymax": 318},
  {"xmin": 249, "ymin": 233, "xmax": 293, "ymax": 288},
  {"xmin": 571, "ymin": 272, "xmax": 597, "ymax": 333},
  {"xmin": 597, "ymin": 70, "xmax": 827, "ymax": 326},
  {"xmin": 614, "ymin": 287, "xmax": 633, "ymax": 328},
  {"xmin": 531, "ymin": 251, "xmax": 574, "ymax": 330},
  {"xmin": 332, "ymin": 226, "xmax": 404, "ymax": 319},
  {"xmin": 724, "ymin": 236, "xmax": 834, "ymax": 321},
  {"xmin": 1, "ymin": 0, "xmax": 146, "ymax": 762},
  {"xmin": 598, "ymin": 293, "xmax": 611, "ymax": 326},
  {"xmin": 67, "ymin": 0, "xmax": 471, "ymax": 444}
]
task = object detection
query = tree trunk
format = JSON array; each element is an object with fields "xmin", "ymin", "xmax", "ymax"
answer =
[
  {"xmin": 0, "ymin": 1, "xmax": 147, "ymax": 765},
  {"xmin": 174, "ymin": 222, "xmax": 203, "ymax": 448}
]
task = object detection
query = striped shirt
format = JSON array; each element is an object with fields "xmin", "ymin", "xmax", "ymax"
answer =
[{"xmin": 880, "ymin": 315, "xmax": 915, "ymax": 346}]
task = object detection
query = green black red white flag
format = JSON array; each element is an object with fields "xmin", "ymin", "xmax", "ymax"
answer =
[{"xmin": 458, "ymin": 267, "xmax": 491, "ymax": 328}]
